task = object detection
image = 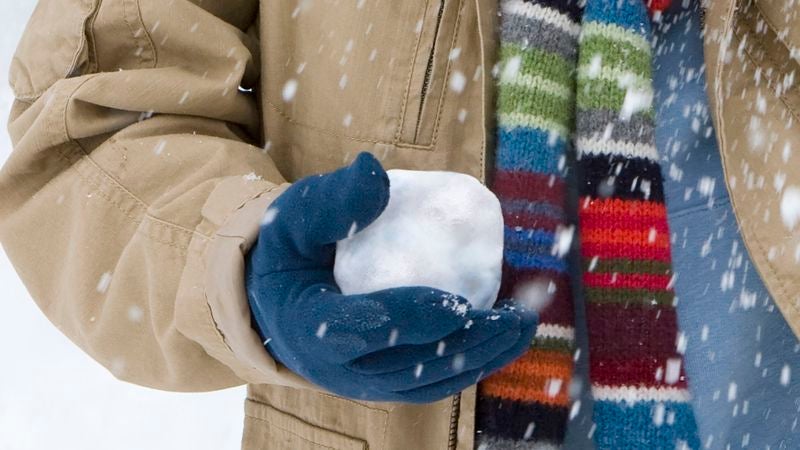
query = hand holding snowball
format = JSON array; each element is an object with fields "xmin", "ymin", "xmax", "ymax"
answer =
[{"xmin": 245, "ymin": 152, "xmax": 537, "ymax": 403}]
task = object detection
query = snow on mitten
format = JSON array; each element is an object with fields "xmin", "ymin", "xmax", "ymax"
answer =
[{"xmin": 245, "ymin": 152, "xmax": 538, "ymax": 403}]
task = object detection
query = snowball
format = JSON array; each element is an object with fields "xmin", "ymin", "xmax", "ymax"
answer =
[{"xmin": 334, "ymin": 169, "xmax": 503, "ymax": 310}]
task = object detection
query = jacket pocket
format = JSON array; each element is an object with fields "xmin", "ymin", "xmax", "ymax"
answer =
[
  {"xmin": 243, "ymin": 399, "xmax": 368, "ymax": 450},
  {"xmin": 396, "ymin": 0, "xmax": 464, "ymax": 147},
  {"xmin": 260, "ymin": 0, "xmax": 460, "ymax": 148},
  {"xmin": 10, "ymin": 0, "xmax": 98, "ymax": 100}
]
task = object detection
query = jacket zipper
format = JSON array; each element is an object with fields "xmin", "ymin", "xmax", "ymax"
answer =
[
  {"xmin": 415, "ymin": 0, "xmax": 446, "ymax": 141},
  {"xmin": 447, "ymin": 393, "xmax": 461, "ymax": 450}
]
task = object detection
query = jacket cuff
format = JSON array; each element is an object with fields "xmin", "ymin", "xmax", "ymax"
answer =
[{"xmin": 176, "ymin": 176, "xmax": 314, "ymax": 389}]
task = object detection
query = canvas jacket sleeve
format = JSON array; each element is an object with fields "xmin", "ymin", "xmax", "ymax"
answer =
[{"xmin": 0, "ymin": 0, "xmax": 314, "ymax": 392}]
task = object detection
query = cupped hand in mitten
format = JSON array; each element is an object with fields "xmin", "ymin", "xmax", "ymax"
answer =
[{"xmin": 245, "ymin": 152, "xmax": 537, "ymax": 403}]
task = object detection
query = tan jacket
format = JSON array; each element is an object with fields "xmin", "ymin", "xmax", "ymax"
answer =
[
  {"xmin": 2, "ymin": 0, "xmax": 492, "ymax": 448},
  {"xmin": 1, "ymin": 0, "xmax": 796, "ymax": 449},
  {"xmin": 704, "ymin": 0, "xmax": 800, "ymax": 337}
]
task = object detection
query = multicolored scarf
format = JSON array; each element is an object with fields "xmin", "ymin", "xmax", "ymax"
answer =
[{"xmin": 477, "ymin": 0, "xmax": 701, "ymax": 448}]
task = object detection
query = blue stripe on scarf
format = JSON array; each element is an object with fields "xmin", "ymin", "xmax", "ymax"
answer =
[
  {"xmin": 504, "ymin": 226, "xmax": 556, "ymax": 247},
  {"xmin": 583, "ymin": 0, "xmax": 650, "ymax": 35},
  {"xmin": 497, "ymin": 127, "xmax": 567, "ymax": 174},
  {"xmin": 593, "ymin": 400, "xmax": 701, "ymax": 450},
  {"xmin": 504, "ymin": 250, "xmax": 567, "ymax": 272}
]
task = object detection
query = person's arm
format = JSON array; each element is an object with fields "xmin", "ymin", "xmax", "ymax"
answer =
[{"xmin": 0, "ymin": 0, "xmax": 310, "ymax": 391}]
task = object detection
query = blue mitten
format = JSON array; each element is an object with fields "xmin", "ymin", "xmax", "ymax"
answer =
[{"xmin": 245, "ymin": 152, "xmax": 537, "ymax": 403}]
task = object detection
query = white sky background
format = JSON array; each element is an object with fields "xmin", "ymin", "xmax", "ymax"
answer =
[{"xmin": 0, "ymin": 3, "xmax": 245, "ymax": 449}]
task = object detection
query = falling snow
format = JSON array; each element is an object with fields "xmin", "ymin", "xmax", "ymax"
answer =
[
  {"xmin": 780, "ymin": 364, "xmax": 791, "ymax": 386},
  {"xmin": 780, "ymin": 186, "xmax": 800, "ymax": 229},
  {"xmin": 1, "ymin": 2, "xmax": 800, "ymax": 449},
  {"xmin": 449, "ymin": 71, "xmax": 467, "ymax": 93},
  {"xmin": 127, "ymin": 305, "xmax": 144, "ymax": 323},
  {"xmin": 316, "ymin": 322, "xmax": 328, "ymax": 339},
  {"xmin": 261, "ymin": 208, "xmax": 279, "ymax": 226},
  {"xmin": 282, "ymin": 79, "xmax": 298, "ymax": 102}
]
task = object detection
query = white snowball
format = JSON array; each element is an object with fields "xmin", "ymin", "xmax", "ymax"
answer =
[{"xmin": 334, "ymin": 169, "xmax": 504, "ymax": 310}]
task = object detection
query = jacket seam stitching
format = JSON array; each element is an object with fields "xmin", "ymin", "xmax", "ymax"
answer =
[
  {"xmin": 312, "ymin": 393, "xmax": 389, "ymax": 449},
  {"xmin": 211, "ymin": 184, "xmax": 284, "ymax": 239},
  {"xmin": 395, "ymin": 0, "xmax": 432, "ymax": 145},
  {"xmin": 246, "ymin": 415, "xmax": 338, "ymax": 450},
  {"xmin": 444, "ymin": 398, "xmax": 455, "ymax": 450},
  {"xmin": 261, "ymin": 2, "xmax": 438, "ymax": 150},
  {"xmin": 134, "ymin": 224, "xmax": 191, "ymax": 256},
  {"xmin": 49, "ymin": 147, "xmax": 194, "ymax": 279},
  {"xmin": 263, "ymin": 97, "xmax": 435, "ymax": 149},
  {"xmin": 12, "ymin": 0, "xmax": 97, "ymax": 100},
  {"xmin": 430, "ymin": 0, "xmax": 465, "ymax": 147},
  {"xmin": 84, "ymin": 0, "xmax": 101, "ymax": 74},
  {"xmin": 733, "ymin": 5, "xmax": 800, "ymax": 306},
  {"xmin": 61, "ymin": 75, "xmax": 209, "ymax": 241},
  {"xmin": 314, "ymin": 392, "xmax": 390, "ymax": 413},
  {"xmin": 77, "ymin": 137, "xmax": 209, "ymax": 240},
  {"xmin": 246, "ymin": 398, "xmax": 380, "ymax": 450},
  {"xmin": 135, "ymin": 0, "xmax": 158, "ymax": 67},
  {"xmin": 56, "ymin": 81, "xmax": 148, "ymax": 226},
  {"xmin": 64, "ymin": 147, "xmax": 144, "ymax": 223},
  {"xmin": 58, "ymin": 141, "xmax": 206, "ymax": 253},
  {"xmin": 753, "ymin": 2, "xmax": 797, "ymax": 77},
  {"xmin": 201, "ymin": 184, "xmax": 284, "ymax": 365},
  {"xmin": 716, "ymin": 5, "xmax": 798, "ymax": 316},
  {"xmin": 475, "ymin": 0, "xmax": 488, "ymax": 184},
  {"xmin": 737, "ymin": 3, "xmax": 800, "ymax": 123},
  {"xmin": 122, "ymin": 0, "xmax": 157, "ymax": 68}
]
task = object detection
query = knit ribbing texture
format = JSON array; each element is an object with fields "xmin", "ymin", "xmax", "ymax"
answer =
[
  {"xmin": 477, "ymin": 0, "xmax": 700, "ymax": 448},
  {"xmin": 477, "ymin": 0, "xmax": 579, "ymax": 447}
]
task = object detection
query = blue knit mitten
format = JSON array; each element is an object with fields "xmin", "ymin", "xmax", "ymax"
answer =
[{"xmin": 245, "ymin": 152, "xmax": 537, "ymax": 403}]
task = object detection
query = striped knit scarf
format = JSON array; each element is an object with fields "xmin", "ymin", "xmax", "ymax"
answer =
[{"xmin": 477, "ymin": 0, "xmax": 701, "ymax": 448}]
